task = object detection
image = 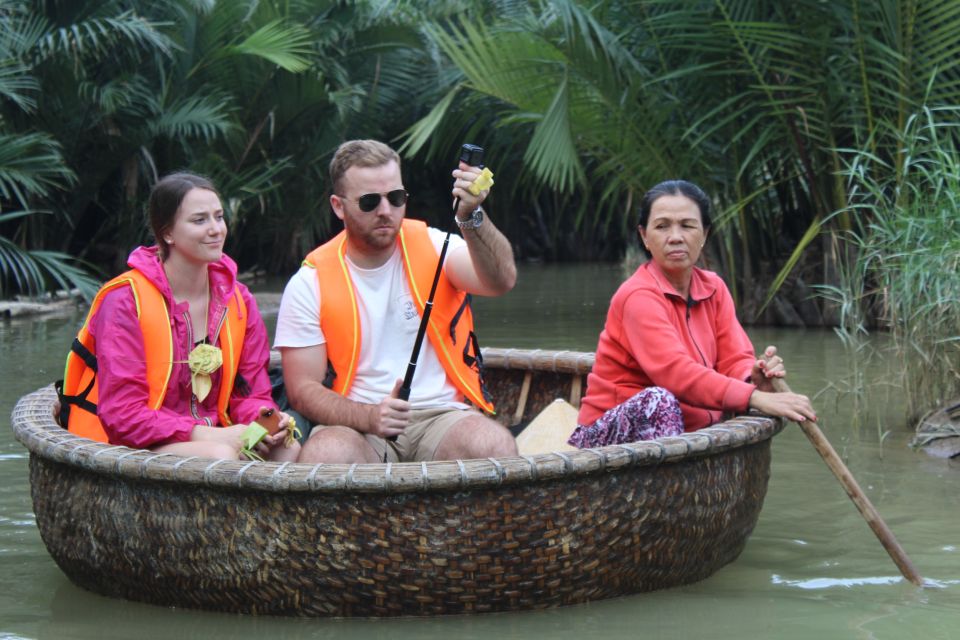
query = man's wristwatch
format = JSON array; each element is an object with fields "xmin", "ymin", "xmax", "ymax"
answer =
[{"xmin": 455, "ymin": 206, "xmax": 484, "ymax": 230}]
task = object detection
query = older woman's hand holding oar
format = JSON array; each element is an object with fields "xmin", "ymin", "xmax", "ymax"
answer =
[{"xmin": 757, "ymin": 349, "xmax": 924, "ymax": 587}]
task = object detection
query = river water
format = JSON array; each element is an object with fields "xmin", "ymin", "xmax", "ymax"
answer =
[{"xmin": 1, "ymin": 263, "xmax": 957, "ymax": 639}]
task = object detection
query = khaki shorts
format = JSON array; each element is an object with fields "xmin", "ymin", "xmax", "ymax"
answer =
[{"xmin": 367, "ymin": 407, "xmax": 479, "ymax": 462}]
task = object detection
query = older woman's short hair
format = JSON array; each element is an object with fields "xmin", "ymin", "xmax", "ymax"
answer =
[
  {"xmin": 638, "ymin": 180, "xmax": 712, "ymax": 230},
  {"xmin": 636, "ymin": 180, "xmax": 712, "ymax": 257}
]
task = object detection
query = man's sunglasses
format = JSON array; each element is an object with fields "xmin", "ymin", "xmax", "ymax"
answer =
[{"xmin": 340, "ymin": 189, "xmax": 409, "ymax": 213}]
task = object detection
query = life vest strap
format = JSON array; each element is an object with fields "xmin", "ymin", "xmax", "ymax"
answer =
[
  {"xmin": 449, "ymin": 293, "xmax": 494, "ymax": 406},
  {"xmin": 55, "ymin": 337, "xmax": 103, "ymax": 428},
  {"xmin": 322, "ymin": 360, "xmax": 337, "ymax": 389},
  {"xmin": 449, "ymin": 294, "xmax": 472, "ymax": 345},
  {"xmin": 54, "ymin": 377, "xmax": 98, "ymax": 428},
  {"xmin": 462, "ymin": 330, "xmax": 493, "ymax": 404},
  {"xmin": 71, "ymin": 337, "xmax": 98, "ymax": 372}
]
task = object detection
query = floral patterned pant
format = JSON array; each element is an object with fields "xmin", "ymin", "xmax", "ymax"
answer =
[{"xmin": 568, "ymin": 387, "xmax": 684, "ymax": 448}]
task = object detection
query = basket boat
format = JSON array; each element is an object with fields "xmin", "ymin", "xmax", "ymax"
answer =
[{"xmin": 11, "ymin": 348, "xmax": 784, "ymax": 617}]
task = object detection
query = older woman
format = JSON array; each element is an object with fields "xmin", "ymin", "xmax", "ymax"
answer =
[
  {"xmin": 570, "ymin": 180, "xmax": 816, "ymax": 448},
  {"xmin": 57, "ymin": 172, "xmax": 300, "ymax": 461}
]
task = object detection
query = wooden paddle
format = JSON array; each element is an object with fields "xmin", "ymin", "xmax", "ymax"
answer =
[{"xmin": 770, "ymin": 377, "xmax": 924, "ymax": 586}]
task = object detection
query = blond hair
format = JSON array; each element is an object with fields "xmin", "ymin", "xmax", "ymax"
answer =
[{"xmin": 329, "ymin": 140, "xmax": 401, "ymax": 194}]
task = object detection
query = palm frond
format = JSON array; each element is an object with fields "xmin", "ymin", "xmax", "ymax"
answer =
[
  {"xmin": 34, "ymin": 11, "xmax": 175, "ymax": 64},
  {"xmin": 425, "ymin": 20, "xmax": 564, "ymax": 109},
  {"xmin": 0, "ymin": 234, "xmax": 99, "ymax": 300},
  {"xmin": 77, "ymin": 74, "xmax": 152, "ymax": 115},
  {"xmin": 0, "ymin": 5, "xmax": 48, "ymax": 57},
  {"xmin": 0, "ymin": 4, "xmax": 47, "ymax": 111},
  {"xmin": 0, "ymin": 57, "xmax": 38, "ymax": 111},
  {"xmin": 523, "ymin": 75, "xmax": 585, "ymax": 193},
  {"xmin": 227, "ymin": 20, "xmax": 314, "ymax": 73},
  {"xmin": 0, "ymin": 235, "xmax": 44, "ymax": 295},
  {"xmin": 148, "ymin": 94, "xmax": 235, "ymax": 142},
  {"xmin": 397, "ymin": 84, "xmax": 463, "ymax": 158},
  {"xmin": 24, "ymin": 249, "xmax": 101, "ymax": 300},
  {"xmin": 202, "ymin": 155, "xmax": 295, "ymax": 223},
  {"xmin": 0, "ymin": 131, "xmax": 75, "ymax": 206}
]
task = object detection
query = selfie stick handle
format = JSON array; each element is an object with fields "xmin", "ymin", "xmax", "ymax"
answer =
[{"xmin": 397, "ymin": 144, "xmax": 484, "ymax": 404}]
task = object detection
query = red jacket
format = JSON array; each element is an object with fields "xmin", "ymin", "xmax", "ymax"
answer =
[{"xmin": 578, "ymin": 261, "xmax": 757, "ymax": 430}]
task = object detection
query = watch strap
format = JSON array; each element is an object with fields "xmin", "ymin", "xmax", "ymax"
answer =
[{"xmin": 455, "ymin": 206, "xmax": 484, "ymax": 230}]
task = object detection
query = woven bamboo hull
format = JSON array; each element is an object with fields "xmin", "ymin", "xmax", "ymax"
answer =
[{"xmin": 13, "ymin": 348, "xmax": 783, "ymax": 617}]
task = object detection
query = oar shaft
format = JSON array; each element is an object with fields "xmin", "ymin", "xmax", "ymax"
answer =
[{"xmin": 771, "ymin": 378, "xmax": 923, "ymax": 586}]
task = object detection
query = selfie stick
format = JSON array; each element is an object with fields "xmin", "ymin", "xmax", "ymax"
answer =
[{"xmin": 397, "ymin": 144, "xmax": 485, "ymax": 404}]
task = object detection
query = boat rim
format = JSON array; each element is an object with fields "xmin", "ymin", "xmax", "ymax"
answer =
[{"xmin": 11, "ymin": 348, "xmax": 785, "ymax": 494}]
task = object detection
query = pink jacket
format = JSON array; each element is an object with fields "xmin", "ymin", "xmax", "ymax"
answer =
[
  {"xmin": 578, "ymin": 261, "xmax": 757, "ymax": 431},
  {"xmin": 88, "ymin": 246, "xmax": 276, "ymax": 448}
]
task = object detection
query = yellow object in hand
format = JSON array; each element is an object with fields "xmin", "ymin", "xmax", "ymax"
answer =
[
  {"xmin": 284, "ymin": 422, "xmax": 302, "ymax": 448},
  {"xmin": 468, "ymin": 167, "xmax": 494, "ymax": 196}
]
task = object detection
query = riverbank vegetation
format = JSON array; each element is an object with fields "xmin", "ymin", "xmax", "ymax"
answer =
[
  {"xmin": 2, "ymin": 1, "xmax": 958, "ymax": 370},
  {"xmin": 824, "ymin": 107, "xmax": 960, "ymax": 422}
]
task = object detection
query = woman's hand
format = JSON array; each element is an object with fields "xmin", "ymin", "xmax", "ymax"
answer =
[
  {"xmin": 253, "ymin": 408, "xmax": 302, "ymax": 454},
  {"xmin": 190, "ymin": 423, "xmax": 248, "ymax": 451},
  {"xmin": 191, "ymin": 412, "xmax": 301, "ymax": 460},
  {"xmin": 274, "ymin": 410, "xmax": 298, "ymax": 447},
  {"xmin": 749, "ymin": 345, "xmax": 816, "ymax": 422},
  {"xmin": 261, "ymin": 412, "xmax": 294, "ymax": 446},
  {"xmin": 749, "ymin": 390, "xmax": 817, "ymax": 423},
  {"xmin": 258, "ymin": 429, "xmax": 287, "ymax": 453},
  {"xmin": 751, "ymin": 345, "xmax": 786, "ymax": 392},
  {"xmin": 261, "ymin": 410, "xmax": 302, "ymax": 461}
]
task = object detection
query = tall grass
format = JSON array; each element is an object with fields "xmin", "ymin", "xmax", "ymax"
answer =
[{"xmin": 833, "ymin": 107, "xmax": 960, "ymax": 422}]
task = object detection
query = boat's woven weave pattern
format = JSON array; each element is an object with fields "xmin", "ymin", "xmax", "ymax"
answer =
[{"xmin": 12, "ymin": 348, "xmax": 783, "ymax": 616}]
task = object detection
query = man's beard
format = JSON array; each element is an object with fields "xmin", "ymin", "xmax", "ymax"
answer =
[{"xmin": 348, "ymin": 215, "xmax": 398, "ymax": 253}]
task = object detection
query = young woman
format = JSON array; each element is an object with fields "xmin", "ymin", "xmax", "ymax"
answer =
[
  {"xmin": 58, "ymin": 172, "xmax": 299, "ymax": 461},
  {"xmin": 570, "ymin": 179, "xmax": 817, "ymax": 448}
]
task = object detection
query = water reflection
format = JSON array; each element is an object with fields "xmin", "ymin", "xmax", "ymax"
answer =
[{"xmin": 2, "ymin": 263, "xmax": 959, "ymax": 639}]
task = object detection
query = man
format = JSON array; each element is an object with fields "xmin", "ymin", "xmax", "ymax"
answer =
[{"xmin": 276, "ymin": 139, "xmax": 518, "ymax": 463}]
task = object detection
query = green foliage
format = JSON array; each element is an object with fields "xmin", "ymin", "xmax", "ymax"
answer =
[
  {"xmin": 401, "ymin": 0, "xmax": 960, "ymax": 309},
  {"xmin": 2, "ymin": 0, "xmax": 960, "ymax": 334},
  {"xmin": 834, "ymin": 106, "xmax": 960, "ymax": 420},
  {"xmin": 0, "ymin": 0, "xmax": 467, "ymax": 293},
  {"xmin": 148, "ymin": 94, "xmax": 235, "ymax": 142},
  {"xmin": 0, "ymin": 211, "xmax": 100, "ymax": 299},
  {"xmin": 32, "ymin": 11, "xmax": 176, "ymax": 62},
  {"xmin": 0, "ymin": 131, "xmax": 75, "ymax": 205},
  {"xmin": 227, "ymin": 20, "xmax": 314, "ymax": 73}
]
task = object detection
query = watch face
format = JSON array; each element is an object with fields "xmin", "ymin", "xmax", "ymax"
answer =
[{"xmin": 458, "ymin": 208, "xmax": 483, "ymax": 228}]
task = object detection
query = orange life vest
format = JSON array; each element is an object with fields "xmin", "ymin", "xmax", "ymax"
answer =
[
  {"xmin": 56, "ymin": 269, "xmax": 247, "ymax": 442},
  {"xmin": 303, "ymin": 219, "xmax": 494, "ymax": 413}
]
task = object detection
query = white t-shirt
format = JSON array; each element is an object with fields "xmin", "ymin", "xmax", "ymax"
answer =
[{"xmin": 275, "ymin": 227, "xmax": 469, "ymax": 409}]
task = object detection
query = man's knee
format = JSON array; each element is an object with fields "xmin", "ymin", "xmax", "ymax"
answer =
[
  {"xmin": 437, "ymin": 415, "xmax": 517, "ymax": 460},
  {"xmin": 482, "ymin": 421, "xmax": 518, "ymax": 457},
  {"xmin": 299, "ymin": 426, "xmax": 375, "ymax": 464}
]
